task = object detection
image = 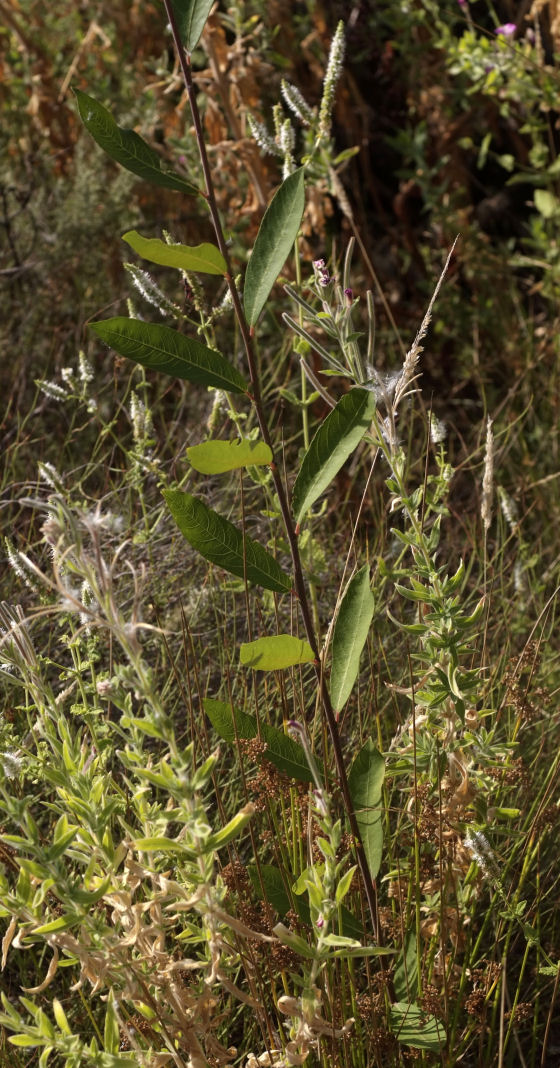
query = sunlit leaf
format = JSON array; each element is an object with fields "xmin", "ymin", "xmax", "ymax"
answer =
[
  {"xmin": 122, "ymin": 230, "xmax": 226, "ymax": 275},
  {"xmin": 292, "ymin": 388, "xmax": 376, "ymax": 525},
  {"xmin": 187, "ymin": 438, "xmax": 272, "ymax": 474},
  {"xmin": 244, "ymin": 168, "xmax": 305, "ymax": 326},
  {"xmin": 90, "ymin": 317, "xmax": 248, "ymax": 394},
  {"xmin": 330, "ymin": 566, "xmax": 374, "ymax": 712},
  {"xmin": 240, "ymin": 634, "xmax": 314, "ymax": 670},
  {"xmin": 74, "ymin": 90, "xmax": 199, "ymax": 195},
  {"xmin": 164, "ymin": 491, "xmax": 292, "ymax": 592}
]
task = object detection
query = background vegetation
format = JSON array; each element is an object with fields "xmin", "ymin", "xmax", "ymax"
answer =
[{"xmin": 1, "ymin": 1, "xmax": 559, "ymax": 1065}]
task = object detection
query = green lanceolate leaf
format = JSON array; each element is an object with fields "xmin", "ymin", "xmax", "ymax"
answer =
[
  {"xmin": 170, "ymin": 0, "xmax": 215, "ymax": 51},
  {"xmin": 390, "ymin": 1003, "xmax": 446, "ymax": 1051},
  {"xmin": 74, "ymin": 90, "xmax": 199, "ymax": 196},
  {"xmin": 164, "ymin": 491, "xmax": 292, "ymax": 592},
  {"xmin": 90, "ymin": 317, "xmax": 248, "ymax": 395},
  {"xmin": 204, "ymin": 698, "xmax": 312, "ymax": 782},
  {"xmin": 330, "ymin": 566, "xmax": 374, "ymax": 713},
  {"xmin": 292, "ymin": 388, "xmax": 376, "ymax": 525},
  {"xmin": 240, "ymin": 634, "xmax": 314, "ymax": 670},
  {"xmin": 393, "ymin": 933, "xmax": 419, "ymax": 1001},
  {"xmin": 122, "ymin": 231, "xmax": 227, "ymax": 275},
  {"xmin": 348, "ymin": 739, "xmax": 385, "ymax": 880},
  {"xmin": 187, "ymin": 438, "xmax": 272, "ymax": 474},
  {"xmin": 244, "ymin": 168, "xmax": 305, "ymax": 326}
]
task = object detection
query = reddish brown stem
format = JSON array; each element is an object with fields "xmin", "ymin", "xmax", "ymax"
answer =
[{"xmin": 161, "ymin": 0, "xmax": 380, "ymax": 941}]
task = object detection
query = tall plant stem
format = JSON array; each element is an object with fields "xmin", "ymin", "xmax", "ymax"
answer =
[{"xmin": 162, "ymin": 1, "xmax": 380, "ymax": 940}]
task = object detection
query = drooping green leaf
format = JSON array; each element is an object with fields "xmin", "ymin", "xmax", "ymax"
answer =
[
  {"xmin": 348, "ymin": 739, "xmax": 385, "ymax": 880},
  {"xmin": 240, "ymin": 634, "xmax": 314, "ymax": 670},
  {"xmin": 164, "ymin": 491, "xmax": 292, "ymax": 592},
  {"xmin": 90, "ymin": 318, "xmax": 248, "ymax": 395},
  {"xmin": 122, "ymin": 231, "xmax": 227, "ymax": 275},
  {"xmin": 330, "ymin": 566, "xmax": 374, "ymax": 712},
  {"xmin": 74, "ymin": 90, "xmax": 199, "ymax": 196},
  {"xmin": 169, "ymin": 0, "xmax": 215, "ymax": 51},
  {"xmin": 204, "ymin": 699, "xmax": 312, "ymax": 782},
  {"xmin": 292, "ymin": 388, "xmax": 376, "ymax": 525},
  {"xmin": 390, "ymin": 1002, "xmax": 446, "ymax": 1051},
  {"xmin": 187, "ymin": 439, "xmax": 272, "ymax": 474},
  {"xmin": 244, "ymin": 168, "xmax": 305, "ymax": 326}
]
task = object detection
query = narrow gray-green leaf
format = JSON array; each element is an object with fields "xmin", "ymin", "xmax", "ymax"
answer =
[
  {"xmin": 90, "ymin": 317, "xmax": 248, "ymax": 395},
  {"xmin": 164, "ymin": 491, "xmax": 292, "ymax": 593},
  {"xmin": 74, "ymin": 90, "xmax": 199, "ymax": 196},
  {"xmin": 244, "ymin": 168, "xmax": 305, "ymax": 326},
  {"xmin": 170, "ymin": 0, "xmax": 214, "ymax": 51},
  {"xmin": 330, "ymin": 566, "xmax": 374, "ymax": 712},
  {"xmin": 292, "ymin": 388, "xmax": 376, "ymax": 525},
  {"xmin": 122, "ymin": 231, "xmax": 226, "ymax": 275},
  {"xmin": 348, "ymin": 739, "xmax": 385, "ymax": 880},
  {"xmin": 204, "ymin": 699, "xmax": 312, "ymax": 782}
]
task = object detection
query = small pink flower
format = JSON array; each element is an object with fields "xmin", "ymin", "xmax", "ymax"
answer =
[{"xmin": 495, "ymin": 23, "xmax": 516, "ymax": 37}]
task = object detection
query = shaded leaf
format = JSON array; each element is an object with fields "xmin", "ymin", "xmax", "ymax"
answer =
[
  {"xmin": 390, "ymin": 1002, "xmax": 446, "ymax": 1051},
  {"xmin": 122, "ymin": 230, "xmax": 226, "ymax": 275},
  {"xmin": 330, "ymin": 565, "xmax": 374, "ymax": 712},
  {"xmin": 74, "ymin": 90, "xmax": 198, "ymax": 195},
  {"xmin": 204, "ymin": 699, "xmax": 312, "ymax": 782},
  {"xmin": 247, "ymin": 863, "xmax": 364, "ymax": 940},
  {"xmin": 170, "ymin": 0, "xmax": 214, "ymax": 51},
  {"xmin": 348, "ymin": 739, "xmax": 385, "ymax": 880},
  {"xmin": 90, "ymin": 317, "xmax": 248, "ymax": 395},
  {"xmin": 292, "ymin": 389, "xmax": 376, "ymax": 525},
  {"xmin": 187, "ymin": 438, "xmax": 272, "ymax": 474},
  {"xmin": 164, "ymin": 491, "xmax": 292, "ymax": 593},
  {"xmin": 394, "ymin": 933, "xmax": 419, "ymax": 1002},
  {"xmin": 240, "ymin": 634, "xmax": 314, "ymax": 670},
  {"xmin": 244, "ymin": 168, "xmax": 305, "ymax": 326}
]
